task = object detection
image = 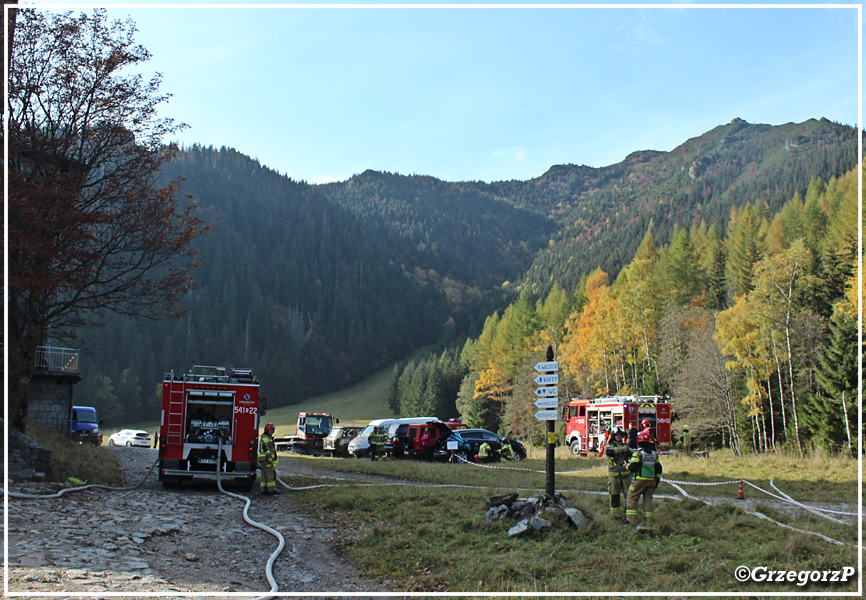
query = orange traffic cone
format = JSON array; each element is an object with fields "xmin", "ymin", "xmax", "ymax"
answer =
[{"xmin": 736, "ymin": 480, "xmax": 745, "ymax": 500}]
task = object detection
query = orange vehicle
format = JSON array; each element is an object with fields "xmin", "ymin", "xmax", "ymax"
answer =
[
  {"xmin": 158, "ymin": 365, "xmax": 261, "ymax": 490},
  {"xmin": 563, "ymin": 395, "xmax": 671, "ymax": 455}
]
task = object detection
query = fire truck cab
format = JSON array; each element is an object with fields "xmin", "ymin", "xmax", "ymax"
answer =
[
  {"xmin": 563, "ymin": 395, "xmax": 671, "ymax": 455},
  {"xmin": 158, "ymin": 365, "xmax": 261, "ymax": 490}
]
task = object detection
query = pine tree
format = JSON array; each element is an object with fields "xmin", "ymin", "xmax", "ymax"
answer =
[{"xmin": 708, "ymin": 244, "xmax": 728, "ymax": 310}]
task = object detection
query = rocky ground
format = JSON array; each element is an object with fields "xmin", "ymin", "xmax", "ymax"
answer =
[{"xmin": 5, "ymin": 447, "xmax": 394, "ymax": 599}]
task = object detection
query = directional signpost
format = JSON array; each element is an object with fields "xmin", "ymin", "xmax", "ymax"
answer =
[
  {"xmin": 534, "ymin": 409, "xmax": 558, "ymax": 420},
  {"xmin": 533, "ymin": 397, "xmax": 558, "ymax": 409},
  {"xmin": 533, "ymin": 360, "xmax": 558, "ymax": 373},
  {"xmin": 533, "ymin": 385, "xmax": 558, "ymax": 397},
  {"xmin": 533, "ymin": 347, "xmax": 558, "ymax": 497},
  {"xmin": 533, "ymin": 373, "xmax": 558, "ymax": 386}
]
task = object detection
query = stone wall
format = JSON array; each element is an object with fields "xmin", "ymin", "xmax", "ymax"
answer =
[
  {"xmin": 27, "ymin": 372, "xmax": 80, "ymax": 435},
  {"xmin": 2, "ymin": 419, "xmax": 52, "ymax": 482}
]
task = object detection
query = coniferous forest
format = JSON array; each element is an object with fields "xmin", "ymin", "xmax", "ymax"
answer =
[{"xmin": 76, "ymin": 118, "xmax": 862, "ymax": 454}]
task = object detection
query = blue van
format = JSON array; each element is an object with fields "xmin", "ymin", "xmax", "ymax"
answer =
[{"xmin": 70, "ymin": 406, "xmax": 103, "ymax": 445}]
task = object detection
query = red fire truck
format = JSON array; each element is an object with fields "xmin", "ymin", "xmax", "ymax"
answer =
[
  {"xmin": 563, "ymin": 395, "xmax": 671, "ymax": 455},
  {"xmin": 158, "ymin": 365, "xmax": 261, "ymax": 490}
]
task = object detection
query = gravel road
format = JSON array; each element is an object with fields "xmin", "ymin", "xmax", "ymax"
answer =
[{"xmin": 6, "ymin": 447, "xmax": 395, "ymax": 599}]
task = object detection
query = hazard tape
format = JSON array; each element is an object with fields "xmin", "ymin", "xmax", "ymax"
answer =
[
  {"xmin": 453, "ymin": 454, "xmax": 607, "ymax": 475},
  {"xmin": 660, "ymin": 478, "xmax": 741, "ymax": 486},
  {"xmin": 453, "ymin": 454, "xmax": 545, "ymax": 472},
  {"xmin": 661, "ymin": 477, "xmax": 859, "ymax": 519}
]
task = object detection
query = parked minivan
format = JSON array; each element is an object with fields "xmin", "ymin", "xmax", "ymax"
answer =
[
  {"xmin": 347, "ymin": 417, "xmax": 436, "ymax": 458},
  {"xmin": 387, "ymin": 419, "xmax": 454, "ymax": 459},
  {"xmin": 70, "ymin": 405, "xmax": 103, "ymax": 446}
]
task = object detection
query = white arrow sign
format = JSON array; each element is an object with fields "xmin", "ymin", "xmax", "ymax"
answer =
[
  {"xmin": 533, "ymin": 360, "xmax": 559, "ymax": 372},
  {"xmin": 534, "ymin": 409, "xmax": 558, "ymax": 421},
  {"xmin": 533, "ymin": 373, "xmax": 558, "ymax": 386},
  {"xmin": 534, "ymin": 397, "xmax": 559, "ymax": 409},
  {"xmin": 534, "ymin": 386, "xmax": 558, "ymax": 397}
]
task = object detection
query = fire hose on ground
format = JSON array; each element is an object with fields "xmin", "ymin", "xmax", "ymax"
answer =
[
  {"xmin": 5, "ymin": 446, "xmax": 287, "ymax": 600},
  {"xmin": 217, "ymin": 438, "xmax": 285, "ymax": 600}
]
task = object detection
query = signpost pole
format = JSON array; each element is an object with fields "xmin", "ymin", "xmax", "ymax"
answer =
[{"xmin": 544, "ymin": 346, "xmax": 555, "ymax": 497}]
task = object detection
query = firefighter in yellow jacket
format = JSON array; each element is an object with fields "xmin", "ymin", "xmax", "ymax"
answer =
[
  {"xmin": 626, "ymin": 428, "xmax": 662, "ymax": 531},
  {"xmin": 604, "ymin": 425, "xmax": 631, "ymax": 517},
  {"xmin": 258, "ymin": 423, "xmax": 279, "ymax": 495}
]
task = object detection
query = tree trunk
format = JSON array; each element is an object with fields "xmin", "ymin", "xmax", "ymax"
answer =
[
  {"xmin": 759, "ymin": 409, "xmax": 768, "ymax": 453},
  {"xmin": 841, "ymin": 391, "xmax": 852, "ymax": 458},
  {"xmin": 771, "ymin": 332, "xmax": 788, "ymax": 441},
  {"xmin": 3, "ymin": 1, "xmax": 17, "ymax": 75},
  {"xmin": 766, "ymin": 377, "xmax": 777, "ymax": 453},
  {"xmin": 784, "ymin": 318, "xmax": 804, "ymax": 457},
  {"xmin": 8, "ymin": 293, "xmax": 48, "ymax": 432}
]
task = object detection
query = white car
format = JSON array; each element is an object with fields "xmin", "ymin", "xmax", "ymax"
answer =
[{"xmin": 108, "ymin": 429, "xmax": 152, "ymax": 448}]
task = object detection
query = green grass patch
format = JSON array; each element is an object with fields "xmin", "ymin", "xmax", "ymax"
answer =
[
  {"xmin": 284, "ymin": 446, "xmax": 858, "ymax": 505},
  {"xmin": 27, "ymin": 427, "xmax": 120, "ymax": 484},
  {"xmin": 289, "ymin": 464, "xmax": 859, "ymax": 594}
]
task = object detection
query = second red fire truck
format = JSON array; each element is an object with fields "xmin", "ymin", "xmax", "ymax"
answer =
[
  {"xmin": 563, "ymin": 395, "xmax": 671, "ymax": 455},
  {"xmin": 158, "ymin": 365, "xmax": 262, "ymax": 490}
]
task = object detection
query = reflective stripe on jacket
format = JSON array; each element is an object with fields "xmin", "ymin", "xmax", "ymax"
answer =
[{"xmin": 259, "ymin": 433, "xmax": 276, "ymax": 461}]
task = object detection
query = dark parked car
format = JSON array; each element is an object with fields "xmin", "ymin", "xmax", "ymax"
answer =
[
  {"xmin": 323, "ymin": 425, "xmax": 362, "ymax": 457},
  {"xmin": 449, "ymin": 428, "xmax": 527, "ymax": 461}
]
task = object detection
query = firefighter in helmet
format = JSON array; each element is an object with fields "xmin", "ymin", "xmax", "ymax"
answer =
[
  {"xmin": 626, "ymin": 428, "xmax": 662, "ymax": 531},
  {"xmin": 641, "ymin": 418, "xmax": 656, "ymax": 440},
  {"xmin": 604, "ymin": 425, "xmax": 631, "ymax": 517},
  {"xmin": 499, "ymin": 437, "xmax": 515, "ymax": 461},
  {"xmin": 682, "ymin": 424, "xmax": 692, "ymax": 457},
  {"xmin": 258, "ymin": 423, "xmax": 279, "ymax": 495}
]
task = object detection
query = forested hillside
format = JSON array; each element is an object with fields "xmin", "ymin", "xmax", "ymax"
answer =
[
  {"xmin": 508, "ymin": 118, "xmax": 859, "ymax": 294},
  {"xmin": 417, "ymin": 165, "xmax": 860, "ymax": 456},
  {"xmin": 78, "ymin": 146, "xmax": 454, "ymax": 420},
  {"xmin": 75, "ymin": 119, "xmax": 860, "ymax": 430}
]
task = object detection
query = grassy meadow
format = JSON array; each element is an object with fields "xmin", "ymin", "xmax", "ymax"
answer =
[{"xmin": 280, "ymin": 450, "xmax": 860, "ymax": 595}]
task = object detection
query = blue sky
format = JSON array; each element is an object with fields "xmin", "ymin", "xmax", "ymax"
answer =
[{"xmin": 21, "ymin": 2, "xmax": 861, "ymax": 184}]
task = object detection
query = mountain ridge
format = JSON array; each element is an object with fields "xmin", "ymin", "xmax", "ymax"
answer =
[{"xmin": 76, "ymin": 118, "xmax": 860, "ymax": 422}]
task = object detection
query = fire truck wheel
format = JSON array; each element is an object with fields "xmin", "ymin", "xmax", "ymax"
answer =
[{"xmin": 569, "ymin": 438, "xmax": 582, "ymax": 456}]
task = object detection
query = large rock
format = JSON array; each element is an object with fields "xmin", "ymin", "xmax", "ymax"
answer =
[
  {"xmin": 485, "ymin": 492, "xmax": 519, "ymax": 510},
  {"xmin": 483, "ymin": 505, "xmax": 511, "ymax": 522},
  {"xmin": 564, "ymin": 507, "xmax": 591, "ymax": 531},
  {"xmin": 507, "ymin": 519, "xmax": 532, "ymax": 537},
  {"xmin": 539, "ymin": 506, "xmax": 569, "ymax": 523}
]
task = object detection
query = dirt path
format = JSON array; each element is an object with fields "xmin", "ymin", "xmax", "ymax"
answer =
[{"xmin": 6, "ymin": 447, "xmax": 395, "ymax": 599}]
